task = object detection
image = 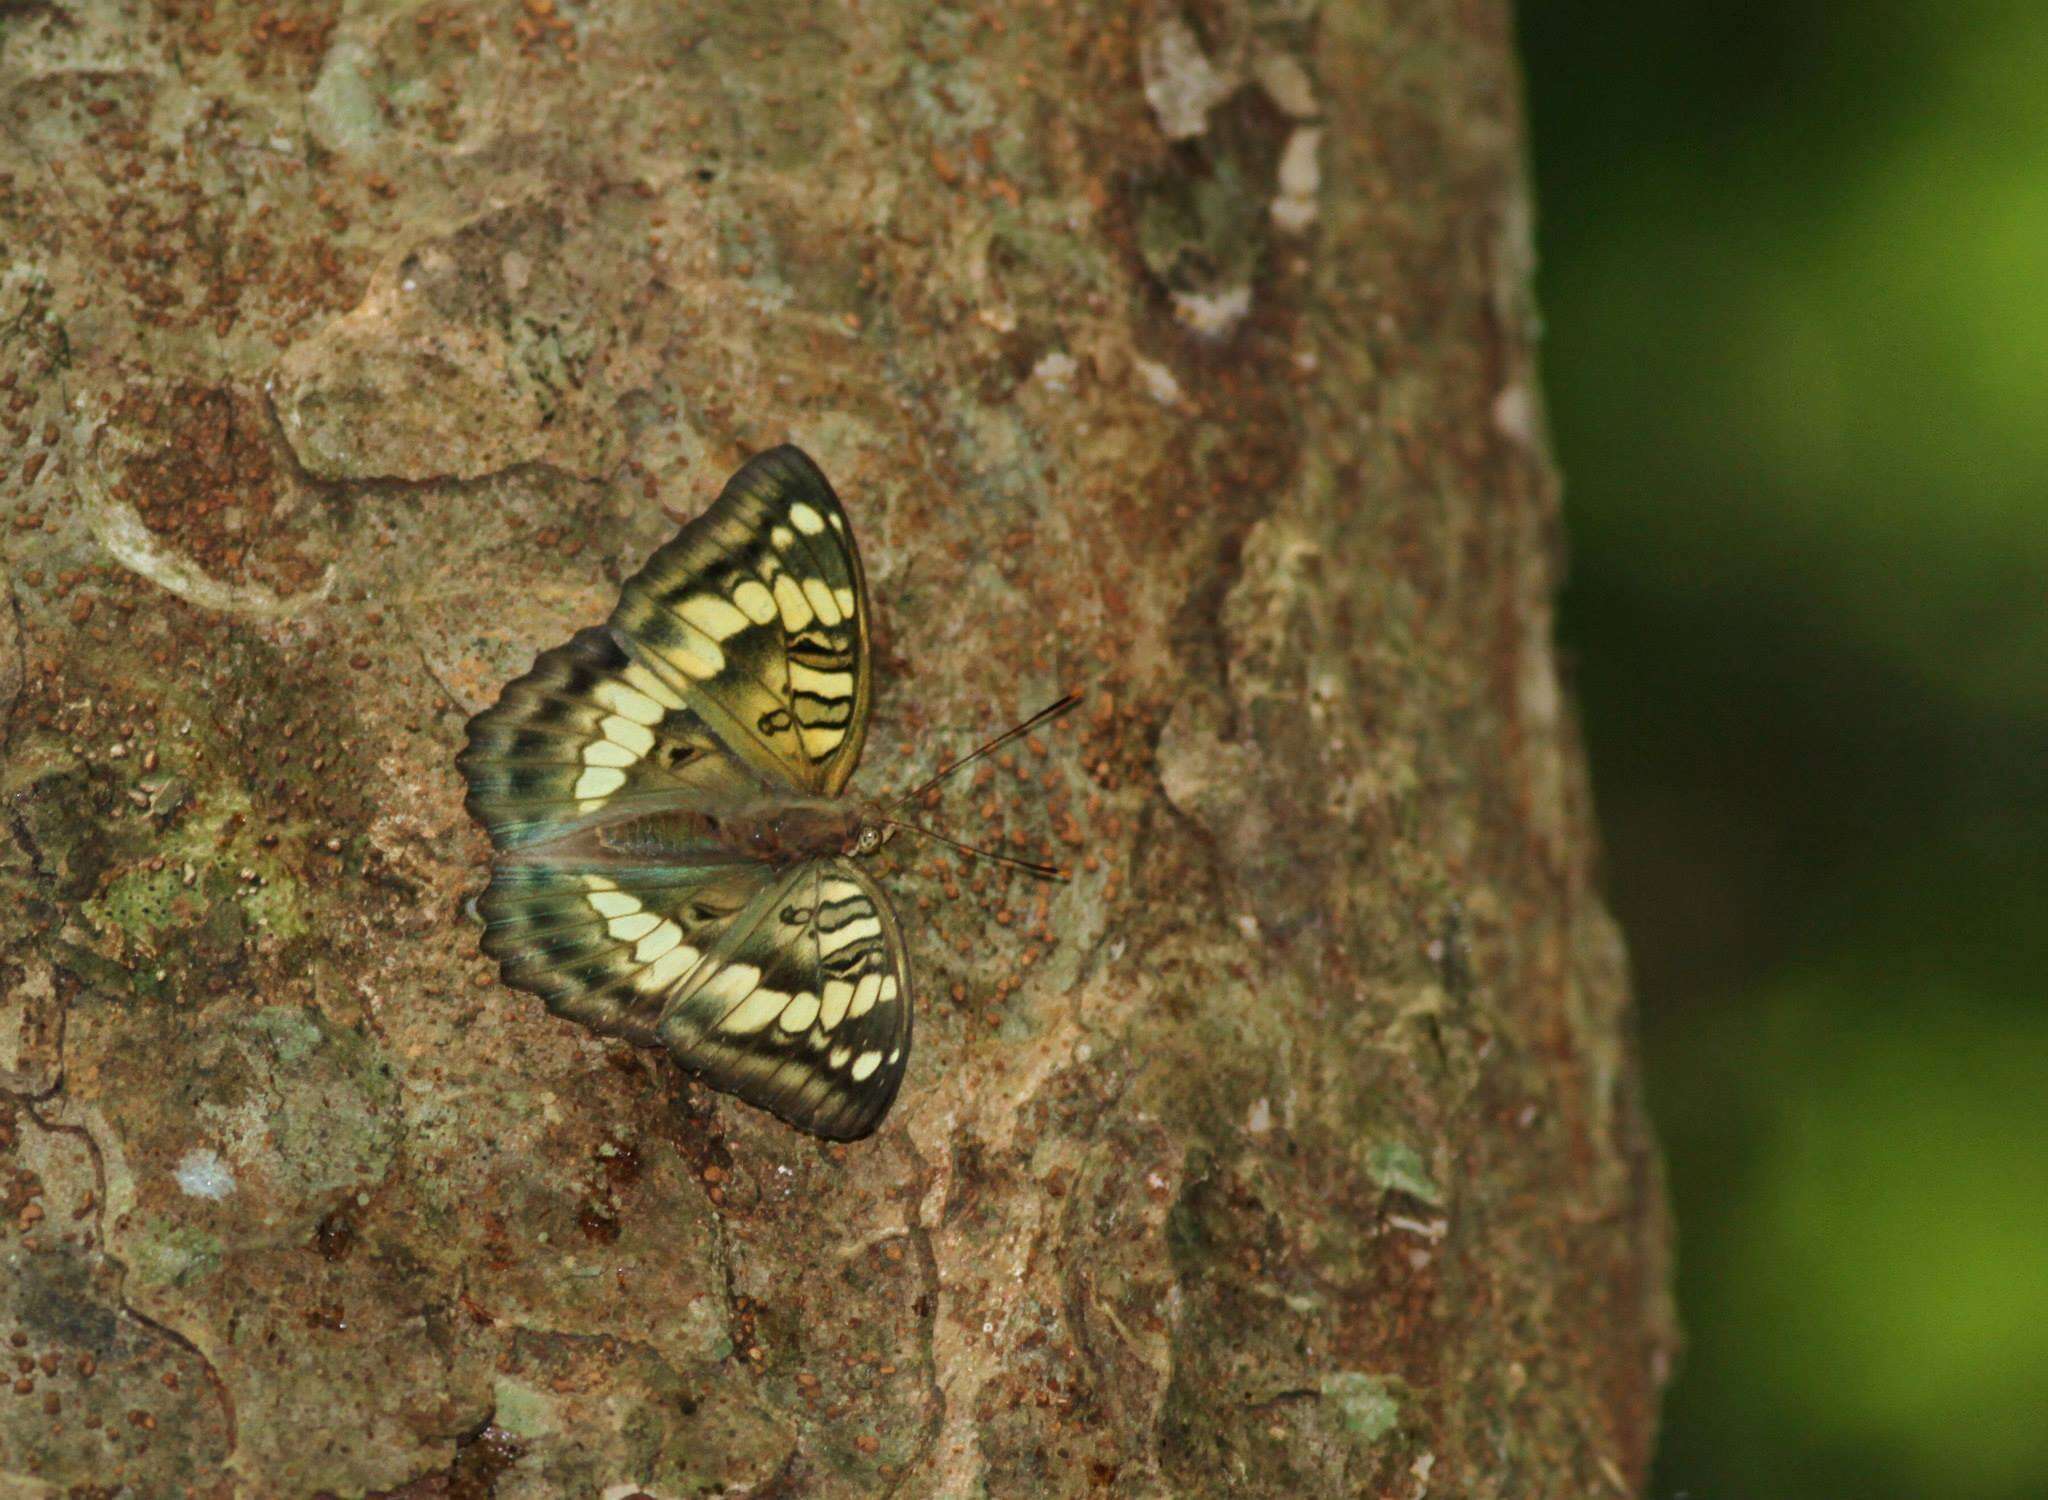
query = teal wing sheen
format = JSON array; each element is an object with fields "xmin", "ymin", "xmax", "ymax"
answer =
[
  {"xmin": 458, "ymin": 626, "xmax": 764, "ymax": 851},
  {"xmin": 610, "ymin": 444, "xmax": 873, "ymax": 796},
  {"xmin": 475, "ymin": 845, "xmax": 769, "ymax": 1044},
  {"xmin": 458, "ymin": 445, "xmax": 910, "ymax": 1141}
]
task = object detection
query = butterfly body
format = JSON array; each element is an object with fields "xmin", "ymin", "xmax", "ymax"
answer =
[
  {"xmin": 458, "ymin": 446, "xmax": 915, "ymax": 1140},
  {"xmin": 708, "ymin": 793, "xmax": 890, "ymax": 866}
]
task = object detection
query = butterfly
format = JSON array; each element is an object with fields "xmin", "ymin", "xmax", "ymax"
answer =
[{"xmin": 458, "ymin": 445, "xmax": 1071, "ymax": 1140}]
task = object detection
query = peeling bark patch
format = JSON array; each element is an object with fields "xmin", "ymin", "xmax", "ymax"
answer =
[
  {"xmin": 1270, "ymin": 128, "xmax": 1323, "ymax": 234},
  {"xmin": 1141, "ymin": 16, "xmax": 1237, "ymax": 140},
  {"xmin": 1132, "ymin": 89, "xmax": 1296, "ymax": 342},
  {"xmin": 1170, "ymin": 285, "xmax": 1253, "ymax": 339}
]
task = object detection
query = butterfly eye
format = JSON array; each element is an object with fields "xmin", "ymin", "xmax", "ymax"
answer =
[{"xmin": 856, "ymin": 826, "xmax": 881, "ymax": 854}]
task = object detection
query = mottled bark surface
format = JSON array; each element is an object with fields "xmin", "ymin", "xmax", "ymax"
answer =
[{"xmin": 0, "ymin": 2, "xmax": 1672, "ymax": 1496}]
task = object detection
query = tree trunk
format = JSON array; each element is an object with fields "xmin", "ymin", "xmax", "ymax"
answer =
[{"xmin": 0, "ymin": 2, "xmax": 1672, "ymax": 1495}]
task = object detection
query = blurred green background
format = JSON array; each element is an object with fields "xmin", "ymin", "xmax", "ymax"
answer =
[{"xmin": 1520, "ymin": 2, "xmax": 2048, "ymax": 1496}]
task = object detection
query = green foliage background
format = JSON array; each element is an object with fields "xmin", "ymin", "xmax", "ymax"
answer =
[{"xmin": 1521, "ymin": 2, "xmax": 2048, "ymax": 1495}]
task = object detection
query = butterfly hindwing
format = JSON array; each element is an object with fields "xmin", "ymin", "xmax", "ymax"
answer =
[
  {"xmin": 610, "ymin": 444, "xmax": 872, "ymax": 795},
  {"xmin": 475, "ymin": 849, "xmax": 770, "ymax": 1042},
  {"xmin": 458, "ymin": 626, "xmax": 765, "ymax": 851},
  {"xmin": 658, "ymin": 857, "xmax": 912, "ymax": 1140}
]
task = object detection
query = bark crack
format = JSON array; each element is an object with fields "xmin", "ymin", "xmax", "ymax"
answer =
[
  {"xmin": 22, "ymin": 1097, "xmax": 242, "ymax": 1467},
  {"xmin": 887, "ymin": 1217, "xmax": 947, "ymax": 1498},
  {"xmin": 4, "ymin": 802, "xmax": 69, "ymax": 1104}
]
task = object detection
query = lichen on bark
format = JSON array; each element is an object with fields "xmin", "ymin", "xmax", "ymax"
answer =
[{"xmin": 1, "ymin": 2, "xmax": 1671, "ymax": 1496}]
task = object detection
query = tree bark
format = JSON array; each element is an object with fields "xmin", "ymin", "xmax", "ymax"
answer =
[{"xmin": 0, "ymin": 2, "xmax": 1672, "ymax": 1496}]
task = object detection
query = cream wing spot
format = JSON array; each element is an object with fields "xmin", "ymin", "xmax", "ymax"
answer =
[
  {"xmin": 829, "ymin": 1044, "xmax": 852, "ymax": 1070},
  {"xmin": 697, "ymin": 964, "xmax": 761, "ymax": 1009},
  {"xmin": 779, "ymin": 991, "xmax": 821, "ymax": 1032},
  {"xmin": 574, "ymin": 766, "xmax": 626, "ymax": 802},
  {"xmin": 680, "ymin": 594, "xmax": 751, "ymax": 642},
  {"xmin": 848, "ymin": 971, "xmax": 881, "ymax": 1019},
  {"xmin": 731, "ymin": 579, "xmax": 779, "ymax": 625},
  {"xmin": 722, "ymin": 985, "xmax": 788, "ymax": 1035},
  {"xmin": 601, "ymin": 715, "xmax": 656, "ymax": 757},
  {"xmin": 640, "ymin": 942, "xmax": 701, "ymax": 991},
  {"xmin": 608, "ymin": 911, "xmax": 661, "ymax": 944},
  {"xmin": 771, "ymin": 525, "xmax": 796, "ymax": 552},
  {"xmin": 801, "ymin": 576, "xmax": 842, "ymax": 626},
  {"xmin": 789, "ymin": 501, "xmax": 827, "ymax": 535},
  {"xmin": 850, "ymin": 1050, "xmax": 883, "ymax": 1082},
  {"xmin": 587, "ymin": 889, "xmax": 642, "ymax": 919},
  {"xmin": 772, "ymin": 574, "xmax": 813, "ymax": 630},
  {"xmin": 635, "ymin": 921, "xmax": 684, "ymax": 963},
  {"xmin": 582, "ymin": 738, "xmax": 639, "ymax": 769},
  {"xmin": 820, "ymin": 979, "xmax": 854, "ymax": 1030},
  {"xmin": 670, "ymin": 630, "xmax": 725, "ymax": 680},
  {"xmin": 832, "ymin": 585, "xmax": 856, "ymax": 617},
  {"xmin": 789, "ymin": 663, "xmax": 853, "ymax": 698},
  {"xmin": 820, "ymin": 915, "xmax": 883, "ymax": 956},
  {"xmin": 619, "ymin": 661, "xmax": 684, "ymax": 709},
  {"xmin": 592, "ymin": 681, "xmax": 664, "ymax": 725}
]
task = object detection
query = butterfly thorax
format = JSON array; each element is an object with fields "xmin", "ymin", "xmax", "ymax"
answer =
[{"xmin": 714, "ymin": 794, "xmax": 883, "ymax": 867}]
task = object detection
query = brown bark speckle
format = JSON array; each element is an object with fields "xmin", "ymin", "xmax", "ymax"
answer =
[{"xmin": 0, "ymin": 1, "xmax": 1670, "ymax": 1494}]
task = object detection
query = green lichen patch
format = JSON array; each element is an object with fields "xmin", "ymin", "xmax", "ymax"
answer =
[
  {"xmin": 1365, "ymin": 1138, "xmax": 1445, "ymax": 1207},
  {"xmin": 240, "ymin": 866, "xmax": 312, "ymax": 942},
  {"xmin": 489, "ymin": 1376, "xmax": 558, "ymax": 1441},
  {"xmin": 229, "ymin": 1006, "xmax": 404, "ymax": 1188},
  {"xmin": 129, "ymin": 1219, "xmax": 226, "ymax": 1290},
  {"xmin": 75, "ymin": 841, "xmax": 275, "ymax": 1000},
  {"xmin": 89, "ymin": 861, "xmax": 193, "ymax": 940},
  {"xmin": 1320, "ymin": 1370, "xmax": 1401, "ymax": 1444}
]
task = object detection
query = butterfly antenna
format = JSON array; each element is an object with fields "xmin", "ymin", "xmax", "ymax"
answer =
[
  {"xmin": 886, "ymin": 691, "xmax": 1082, "ymax": 814},
  {"xmin": 882, "ymin": 818, "xmax": 1069, "ymax": 882}
]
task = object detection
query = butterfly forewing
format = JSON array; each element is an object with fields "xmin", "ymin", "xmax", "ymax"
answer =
[
  {"xmin": 610, "ymin": 445, "xmax": 872, "ymax": 796},
  {"xmin": 459, "ymin": 445, "xmax": 913, "ymax": 1140},
  {"xmin": 458, "ymin": 627, "xmax": 766, "ymax": 850}
]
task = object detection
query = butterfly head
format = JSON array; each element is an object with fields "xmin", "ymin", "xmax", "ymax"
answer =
[{"xmin": 845, "ymin": 814, "xmax": 895, "ymax": 859}]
